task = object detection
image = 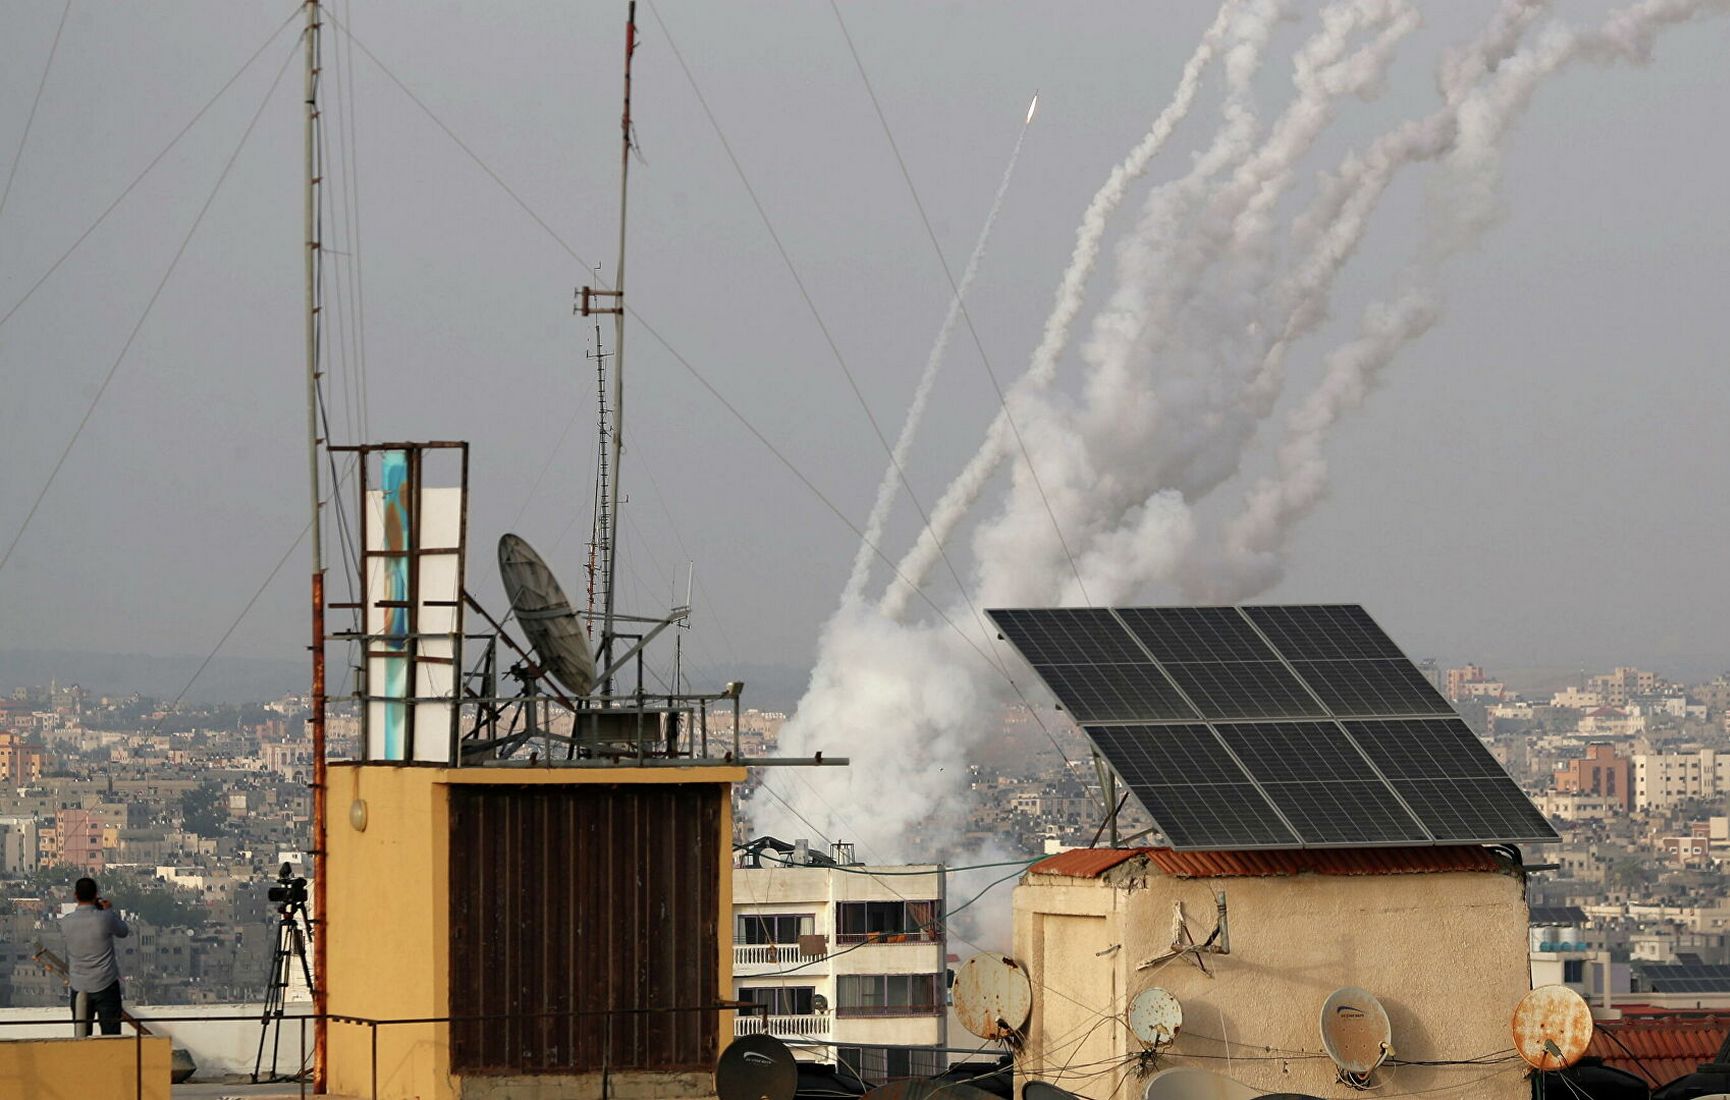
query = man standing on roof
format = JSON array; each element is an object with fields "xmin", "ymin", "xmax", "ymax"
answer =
[{"xmin": 60, "ymin": 877, "xmax": 129, "ymax": 1036}]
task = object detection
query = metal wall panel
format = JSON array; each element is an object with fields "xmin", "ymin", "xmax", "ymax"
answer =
[{"xmin": 448, "ymin": 783, "xmax": 722, "ymax": 1075}]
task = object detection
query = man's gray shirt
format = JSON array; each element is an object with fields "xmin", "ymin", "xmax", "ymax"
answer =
[{"xmin": 59, "ymin": 906, "xmax": 129, "ymax": 993}]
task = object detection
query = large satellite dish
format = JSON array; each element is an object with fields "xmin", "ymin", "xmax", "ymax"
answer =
[
  {"xmin": 1319, "ymin": 987, "xmax": 1392, "ymax": 1078},
  {"xmin": 498, "ymin": 533, "xmax": 594, "ymax": 696},
  {"xmin": 1511, "ymin": 985, "xmax": 1594, "ymax": 1071},
  {"xmin": 1129, "ymin": 987, "xmax": 1184, "ymax": 1046},
  {"xmin": 953, "ymin": 954, "xmax": 1033, "ymax": 1040},
  {"xmin": 715, "ymin": 1033, "xmax": 797, "ymax": 1100}
]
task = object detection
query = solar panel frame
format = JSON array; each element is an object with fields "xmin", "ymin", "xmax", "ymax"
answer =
[
  {"xmin": 988, "ymin": 608, "xmax": 1149, "ymax": 665},
  {"xmin": 1117, "ymin": 606, "xmax": 1279, "ymax": 663},
  {"xmin": 1029, "ymin": 663, "xmax": 1197, "ymax": 723},
  {"xmin": 1243, "ymin": 605, "xmax": 1406, "ymax": 659},
  {"xmin": 1159, "ymin": 661, "xmax": 1329, "ymax": 720}
]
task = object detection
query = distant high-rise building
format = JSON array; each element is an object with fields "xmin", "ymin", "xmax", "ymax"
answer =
[
  {"xmin": 0, "ymin": 730, "xmax": 45, "ymax": 783},
  {"xmin": 1553, "ymin": 743, "xmax": 1633, "ymax": 812},
  {"xmin": 1445, "ymin": 664, "xmax": 1486, "ymax": 702}
]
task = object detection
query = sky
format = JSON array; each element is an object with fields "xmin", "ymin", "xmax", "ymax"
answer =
[{"xmin": 1, "ymin": 0, "xmax": 1727, "ymax": 699}]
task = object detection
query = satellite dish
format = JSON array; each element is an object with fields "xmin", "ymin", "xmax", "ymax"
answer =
[
  {"xmin": 715, "ymin": 1033, "xmax": 797, "ymax": 1100},
  {"xmin": 1141, "ymin": 1066, "xmax": 1261, "ymax": 1100},
  {"xmin": 953, "ymin": 954, "xmax": 1033, "ymax": 1040},
  {"xmin": 1319, "ymin": 987, "xmax": 1392, "ymax": 1077},
  {"xmin": 1129, "ymin": 987, "xmax": 1184, "ymax": 1046},
  {"xmin": 498, "ymin": 533, "xmax": 594, "ymax": 696},
  {"xmin": 1511, "ymin": 985, "xmax": 1593, "ymax": 1070}
]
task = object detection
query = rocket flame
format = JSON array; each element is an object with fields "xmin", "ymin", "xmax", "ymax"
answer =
[{"xmin": 1026, "ymin": 93, "xmax": 1038, "ymax": 125}]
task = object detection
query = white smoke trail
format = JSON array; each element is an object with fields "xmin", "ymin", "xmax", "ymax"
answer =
[
  {"xmin": 1211, "ymin": 0, "xmax": 1729, "ymax": 600},
  {"xmin": 840, "ymin": 117, "xmax": 1032, "ymax": 608},
  {"xmin": 971, "ymin": 0, "xmax": 1419, "ymax": 610},
  {"xmin": 879, "ymin": 0, "xmax": 1253, "ymax": 618}
]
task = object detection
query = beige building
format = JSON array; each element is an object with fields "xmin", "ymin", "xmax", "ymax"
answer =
[{"xmin": 1013, "ymin": 846, "xmax": 1532, "ymax": 1099}]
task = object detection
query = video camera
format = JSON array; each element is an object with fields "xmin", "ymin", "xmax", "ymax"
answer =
[{"xmin": 266, "ymin": 862, "xmax": 308, "ymax": 912}]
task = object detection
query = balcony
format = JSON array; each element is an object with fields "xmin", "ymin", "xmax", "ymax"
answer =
[
  {"xmin": 733, "ymin": 943, "xmax": 827, "ymax": 973},
  {"xmin": 733, "ymin": 1012, "xmax": 834, "ymax": 1041}
]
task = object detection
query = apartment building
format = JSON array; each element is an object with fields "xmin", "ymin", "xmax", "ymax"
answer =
[
  {"xmin": 1633, "ymin": 749, "xmax": 1730, "ymax": 810},
  {"xmin": 1553, "ymin": 742, "xmax": 1633, "ymax": 811},
  {"xmin": 732, "ymin": 845, "xmax": 947, "ymax": 1082}
]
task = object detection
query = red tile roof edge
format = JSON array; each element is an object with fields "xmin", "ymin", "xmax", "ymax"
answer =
[
  {"xmin": 1587, "ymin": 1016, "xmax": 1730, "ymax": 1087},
  {"xmin": 1026, "ymin": 845, "xmax": 1511, "ymax": 879}
]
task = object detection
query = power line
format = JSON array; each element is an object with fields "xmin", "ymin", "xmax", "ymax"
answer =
[
  {"xmin": 826, "ymin": 1, "xmax": 1093, "ymax": 608},
  {"xmin": 0, "ymin": 37, "xmax": 302, "ymax": 579},
  {"xmin": 644, "ymin": 1, "xmax": 1003, "ymax": 671},
  {"xmin": 0, "ymin": 4, "xmax": 303, "ymax": 336},
  {"xmin": 0, "ymin": 0, "xmax": 72, "ymax": 225}
]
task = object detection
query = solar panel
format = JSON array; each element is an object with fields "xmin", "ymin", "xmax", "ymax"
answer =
[
  {"xmin": 1034, "ymin": 664, "xmax": 1196, "ymax": 723},
  {"xmin": 1160, "ymin": 661, "xmax": 1328, "ymax": 720},
  {"xmin": 990, "ymin": 608, "xmax": 1147, "ymax": 665},
  {"xmin": 1243, "ymin": 605, "xmax": 1405, "ymax": 659},
  {"xmin": 1118, "ymin": 607, "xmax": 1278, "ymax": 662},
  {"xmin": 987, "ymin": 604, "xmax": 1560, "ymax": 850},
  {"xmin": 1292, "ymin": 660, "xmax": 1452, "ymax": 717}
]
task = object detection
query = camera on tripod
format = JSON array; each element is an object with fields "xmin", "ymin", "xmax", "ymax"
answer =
[{"xmin": 266, "ymin": 862, "xmax": 308, "ymax": 912}]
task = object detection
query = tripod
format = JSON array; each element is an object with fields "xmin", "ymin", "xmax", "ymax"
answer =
[{"xmin": 253, "ymin": 894, "xmax": 316, "ymax": 1083}]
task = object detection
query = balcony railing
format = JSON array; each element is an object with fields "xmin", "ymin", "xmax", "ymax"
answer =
[
  {"xmin": 733, "ymin": 1012, "xmax": 834, "ymax": 1040},
  {"xmin": 733, "ymin": 943, "xmax": 826, "ymax": 970}
]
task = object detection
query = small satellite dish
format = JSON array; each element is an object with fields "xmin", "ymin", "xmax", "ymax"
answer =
[
  {"xmin": 1129, "ymin": 987, "xmax": 1184, "ymax": 1046},
  {"xmin": 1511, "ymin": 985, "xmax": 1594, "ymax": 1070},
  {"xmin": 1142, "ymin": 1066, "xmax": 1261, "ymax": 1100},
  {"xmin": 1320, "ymin": 987, "xmax": 1392, "ymax": 1077},
  {"xmin": 715, "ymin": 1033, "xmax": 797, "ymax": 1100},
  {"xmin": 953, "ymin": 954, "xmax": 1034, "ymax": 1040},
  {"xmin": 498, "ymin": 533, "xmax": 594, "ymax": 696}
]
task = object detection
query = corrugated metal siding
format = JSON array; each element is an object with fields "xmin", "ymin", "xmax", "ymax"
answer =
[
  {"xmin": 1026, "ymin": 845, "xmax": 1509, "ymax": 880},
  {"xmin": 448, "ymin": 783, "xmax": 722, "ymax": 1076}
]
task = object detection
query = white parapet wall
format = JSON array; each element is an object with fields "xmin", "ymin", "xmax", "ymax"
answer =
[{"xmin": 0, "ymin": 997, "xmax": 312, "ymax": 1079}]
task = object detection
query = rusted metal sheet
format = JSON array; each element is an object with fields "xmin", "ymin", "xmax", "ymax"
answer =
[{"xmin": 448, "ymin": 782, "xmax": 722, "ymax": 1075}]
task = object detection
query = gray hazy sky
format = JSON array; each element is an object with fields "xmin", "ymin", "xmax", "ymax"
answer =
[{"xmin": 2, "ymin": 1, "xmax": 1727, "ymax": 691}]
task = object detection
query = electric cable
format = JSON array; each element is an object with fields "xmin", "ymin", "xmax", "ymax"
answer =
[
  {"xmin": 643, "ymin": 1, "xmax": 1008, "ymax": 685},
  {"xmin": 0, "ymin": 36, "xmax": 302, "ymax": 580},
  {"xmin": 827, "ymin": 0, "xmax": 1093, "ymax": 609},
  {"xmin": 0, "ymin": 0, "xmax": 72, "ymax": 226},
  {"xmin": 0, "ymin": 3, "xmax": 303, "ymax": 335}
]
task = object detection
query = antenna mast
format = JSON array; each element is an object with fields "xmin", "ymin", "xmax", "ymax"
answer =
[
  {"xmin": 301, "ymin": 0, "xmax": 329, "ymax": 1090},
  {"xmin": 585, "ymin": 314, "xmax": 611, "ymax": 636},
  {"xmin": 581, "ymin": 0, "xmax": 636, "ymax": 694}
]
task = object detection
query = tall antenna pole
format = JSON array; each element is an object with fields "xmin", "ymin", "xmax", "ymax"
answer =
[
  {"xmin": 599, "ymin": 1, "xmax": 636, "ymax": 690},
  {"xmin": 302, "ymin": 0, "xmax": 329, "ymax": 1090}
]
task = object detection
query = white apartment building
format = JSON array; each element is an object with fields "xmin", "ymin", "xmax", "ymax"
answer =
[
  {"xmin": 732, "ymin": 847, "xmax": 947, "ymax": 1082},
  {"xmin": 1633, "ymin": 749, "xmax": 1730, "ymax": 810}
]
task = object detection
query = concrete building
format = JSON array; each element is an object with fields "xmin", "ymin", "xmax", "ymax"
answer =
[
  {"xmin": 0, "ymin": 731, "xmax": 45, "ymax": 783},
  {"xmin": 1013, "ymin": 846, "xmax": 1533, "ymax": 1099},
  {"xmin": 1590, "ymin": 667, "xmax": 1662, "ymax": 706},
  {"xmin": 1444, "ymin": 664, "xmax": 1485, "ymax": 701},
  {"xmin": 0, "ymin": 815, "xmax": 37, "ymax": 875},
  {"xmin": 732, "ymin": 850, "xmax": 947, "ymax": 1081},
  {"xmin": 1633, "ymin": 749, "xmax": 1730, "ymax": 810},
  {"xmin": 1553, "ymin": 742, "xmax": 1633, "ymax": 811}
]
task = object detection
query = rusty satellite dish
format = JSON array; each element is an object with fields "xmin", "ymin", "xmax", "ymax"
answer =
[
  {"xmin": 1129, "ymin": 987, "xmax": 1184, "ymax": 1046},
  {"xmin": 498, "ymin": 533, "xmax": 594, "ymax": 696},
  {"xmin": 1511, "ymin": 984, "xmax": 1594, "ymax": 1071},
  {"xmin": 953, "ymin": 953, "xmax": 1034, "ymax": 1041},
  {"xmin": 715, "ymin": 1032, "xmax": 797, "ymax": 1100},
  {"xmin": 1320, "ymin": 987, "xmax": 1392, "ymax": 1077}
]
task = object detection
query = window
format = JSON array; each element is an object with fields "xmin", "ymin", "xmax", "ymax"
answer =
[
  {"xmin": 1563, "ymin": 960, "xmax": 1585, "ymax": 983},
  {"xmin": 836, "ymin": 973, "xmax": 943, "ymax": 1017},
  {"xmin": 738, "ymin": 985, "xmax": 816, "ymax": 1015},
  {"xmin": 736, "ymin": 913, "xmax": 814, "ymax": 945},
  {"xmin": 835, "ymin": 900, "xmax": 940, "ymax": 943},
  {"xmin": 837, "ymin": 1045, "xmax": 945, "ymax": 1083}
]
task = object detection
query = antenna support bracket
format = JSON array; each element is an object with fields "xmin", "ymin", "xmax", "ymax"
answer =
[{"xmin": 579, "ymin": 286, "xmax": 623, "ymax": 316}]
